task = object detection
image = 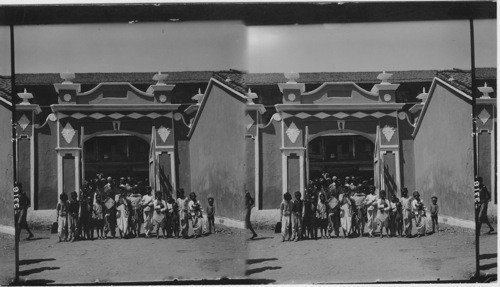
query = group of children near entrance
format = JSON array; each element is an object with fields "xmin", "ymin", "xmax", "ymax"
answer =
[
  {"xmin": 279, "ymin": 173, "xmax": 441, "ymax": 241},
  {"xmin": 55, "ymin": 173, "xmax": 216, "ymax": 242}
]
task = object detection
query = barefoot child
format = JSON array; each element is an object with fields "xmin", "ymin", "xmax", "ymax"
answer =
[
  {"xmin": 316, "ymin": 193, "xmax": 329, "ymax": 239},
  {"xmin": 412, "ymin": 191, "xmax": 427, "ymax": 238},
  {"xmin": 92, "ymin": 194, "xmax": 104, "ymax": 239},
  {"xmin": 153, "ymin": 192, "xmax": 167, "ymax": 239},
  {"xmin": 56, "ymin": 193, "xmax": 69, "ymax": 242},
  {"xmin": 68, "ymin": 192, "xmax": 79, "ymax": 242},
  {"xmin": 188, "ymin": 192, "xmax": 203, "ymax": 238},
  {"xmin": 280, "ymin": 192, "xmax": 293, "ymax": 242},
  {"xmin": 206, "ymin": 197, "xmax": 215, "ymax": 234},
  {"xmin": 291, "ymin": 191, "xmax": 304, "ymax": 241},
  {"xmin": 395, "ymin": 198, "xmax": 403, "ymax": 237},
  {"xmin": 171, "ymin": 200, "xmax": 180, "ymax": 238},
  {"xmin": 376, "ymin": 190, "xmax": 391, "ymax": 238},
  {"xmin": 430, "ymin": 196, "xmax": 439, "ymax": 233}
]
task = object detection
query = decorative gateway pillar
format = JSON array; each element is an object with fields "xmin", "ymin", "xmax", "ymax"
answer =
[
  {"xmin": 53, "ymin": 73, "xmax": 82, "ymax": 199},
  {"xmin": 149, "ymin": 73, "xmax": 177, "ymax": 197},
  {"xmin": 278, "ymin": 73, "xmax": 306, "ymax": 197},
  {"xmin": 372, "ymin": 72, "xmax": 401, "ymax": 197},
  {"xmin": 15, "ymin": 90, "xmax": 41, "ymax": 210}
]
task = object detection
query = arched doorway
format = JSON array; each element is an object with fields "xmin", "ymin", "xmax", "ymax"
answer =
[
  {"xmin": 307, "ymin": 133, "xmax": 375, "ymax": 183},
  {"xmin": 83, "ymin": 134, "xmax": 150, "ymax": 182}
]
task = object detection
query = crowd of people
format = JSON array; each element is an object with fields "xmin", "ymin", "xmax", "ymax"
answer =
[
  {"xmin": 54, "ymin": 173, "xmax": 216, "ymax": 242},
  {"xmin": 279, "ymin": 172, "xmax": 442, "ymax": 241}
]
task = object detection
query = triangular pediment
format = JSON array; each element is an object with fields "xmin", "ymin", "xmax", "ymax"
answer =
[
  {"xmin": 76, "ymin": 82, "xmax": 154, "ymax": 104},
  {"xmin": 301, "ymin": 82, "xmax": 379, "ymax": 104}
]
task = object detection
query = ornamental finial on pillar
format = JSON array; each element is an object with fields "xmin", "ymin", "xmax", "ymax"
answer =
[
  {"xmin": 60, "ymin": 72, "xmax": 75, "ymax": 84},
  {"xmin": 246, "ymin": 88, "xmax": 258, "ymax": 104},
  {"xmin": 416, "ymin": 87, "xmax": 429, "ymax": 102},
  {"xmin": 284, "ymin": 72, "xmax": 300, "ymax": 84},
  {"xmin": 377, "ymin": 71, "xmax": 393, "ymax": 84},
  {"xmin": 153, "ymin": 72, "xmax": 168, "ymax": 85},
  {"xmin": 192, "ymin": 88, "xmax": 204, "ymax": 104},
  {"xmin": 478, "ymin": 82, "xmax": 494, "ymax": 98},
  {"xmin": 18, "ymin": 88, "xmax": 33, "ymax": 105}
]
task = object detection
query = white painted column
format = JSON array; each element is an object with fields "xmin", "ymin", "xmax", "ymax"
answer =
[
  {"xmin": 491, "ymin": 117, "xmax": 496, "ymax": 203},
  {"xmin": 30, "ymin": 111, "xmax": 35, "ymax": 211},
  {"xmin": 282, "ymin": 152, "xmax": 287, "ymax": 194},
  {"xmin": 254, "ymin": 111, "xmax": 260, "ymax": 210},
  {"xmin": 299, "ymin": 151, "xmax": 305, "ymax": 198},
  {"xmin": 81, "ymin": 126, "xmax": 85, "ymax": 185},
  {"xmin": 75, "ymin": 151, "xmax": 80, "ymax": 199},
  {"xmin": 305, "ymin": 126, "xmax": 309, "ymax": 185},
  {"xmin": 379, "ymin": 150, "xmax": 386, "ymax": 195},
  {"xmin": 394, "ymin": 150, "xmax": 401, "ymax": 193},
  {"xmin": 168, "ymin": 150, "xmax": 177, "ymax": 193},
  {"xmin": 57, "ymin": 151, "xmax": 63, "ymax": 200}
]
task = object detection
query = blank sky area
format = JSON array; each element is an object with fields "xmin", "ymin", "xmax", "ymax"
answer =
[
  {"xmin": 0, "ymin": 19, "xmax": 496, "ymax": 75},
  {"xmin": 248, "ymin": 19, "xmax": 496, "ymax": 73}
]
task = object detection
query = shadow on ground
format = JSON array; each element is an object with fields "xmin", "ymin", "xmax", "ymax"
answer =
[
  {"xmin": 19, "ymin": 266, "xmax": 60, "ymax": 276},
  {"xmin": 19, "ymin": 258, "xmax": 55, "ymax": 265},
  {"xmin": 246, "ymin": 258, "xmax": 278, "ymax": 265},
  {"xmin": 245, "ymin": 266, "xmax": 282, "ymax": 276}
]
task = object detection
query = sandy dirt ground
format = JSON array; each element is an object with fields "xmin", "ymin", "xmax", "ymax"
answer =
[
  {"xmin": 0, "ymin": 223, "xmax": 497, "ymax": 285},
  {"xmin": 3, "ymin": 225, "xmax": 249, "ymax": 285},
  {"xmin": 246, "ymin": 224, "xmax": 497, "ymax": 284}
]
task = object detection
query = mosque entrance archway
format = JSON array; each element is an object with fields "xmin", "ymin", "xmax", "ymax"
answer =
[
  {"xmin": 307, "ymin": 133, "xmax": 375, "ymax": 185},
  {"xmin": 83, "ymin": 133, "xmax": 150, "ymax": 183}
]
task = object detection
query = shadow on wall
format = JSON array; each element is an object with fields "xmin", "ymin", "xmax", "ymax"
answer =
[
  {"xmin": 417, "ymin": 159, "xmax": 473, "ymax": 221},
  {"xmin": 384, "ymin": 163, "xmax": 397, "ymax": 197}
]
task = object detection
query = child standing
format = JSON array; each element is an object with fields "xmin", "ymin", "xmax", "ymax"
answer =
[
  {"xmin": 92, "ymin": 194, "xmax": 104, "ymax": 239},
  {"xmin": 165, "ymin": 195, "xmax": 175, "ymax": 238},
  {"xmin": 316, "ymin": 193, "xmax": 329, "ymax": 239},
  {"xmin": 56, "ymin": 193, "xmax": 69, "ymax": 242},
  {"xmin": 339, "ymin": 187, "xmax": 352, "ymax": 239},
  {"xmin": 206, "ymin": 197, "xmax": 215, "ymax": 234},
  {"xmin": 412, "ymin": 191, "xmax": 427, "ymax": 237},
  {"xmin": 188, "ymin": 192, "xmax": 203, "ymax": 238},
  {"xmin": 430, "ymin": 196, "xmax": 439, "ymax": 233},
  {"xmin": 395, "ymin": 198, "xmax": 403, "ymax": 237},
  {"xmin": 400, "ymin": 188, "xmax": 413, "ymax": 238},
  {"xmin": 171, "ymin": 200, "xmax": 180, "ymax": 238},
  {"xmin": 291, "ymin": 191, "xmax": 304, "ymax": 242},
  {"xmin": 280, "ymin": 192, "xmax": 293, "ymax": 242},
  {"xmin": 363, "ymin": 186, "xmax": 378, "ymax": 237},
  {"xmin": 389, "ymin": 194, "xmax": 399, "ymax": 237},
  {"xmin": 376, "ymin": 190, "xmax": 391, "ymax": 238},
  {"xmin": 177, "ymin": 189, "xmax": 190, "ymax": 239},
  {"xmin": 68, "ymin": 192, "xmax": 79, "ymax": 242},
  {"xmin": 302, "ymin": 191, "xmax": 316, "ymax": 239},
  {"xmin": 153, "ymin": 192, "xmax": 167, "ymax": 239}
]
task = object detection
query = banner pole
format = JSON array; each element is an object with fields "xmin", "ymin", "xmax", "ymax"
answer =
[{"xmin": 10, "ymin": 24, "xmax": 19, "ymax": 284}]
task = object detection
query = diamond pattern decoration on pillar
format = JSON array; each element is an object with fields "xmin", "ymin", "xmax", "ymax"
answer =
[
  {"xmin": 18, "ymin": 114, "xmax": 30, "ymax": 131},
  {"xmin": 295, "ymin": 112, "xmax": 311, "ymax": 119},
  {"xmin": 352, "ymin": 112, "xmax": 368, "ymax": 118},
  {"xmin": 245, "ymin": 114, "xmax": 255, "ymax": 130},
  {"xmin": 478, "ymin": 108, "xmax": 491, "ymax": 124},
  {"xmin": 128, "ymin": 112, "xmax": 143, "ymax": 119},
  {"xmin": 371, "ymin": 112, "xmax": 385, "ymax": 118},
  {"xmin": 332, "ymin": 112, "xmax": 349, "ymax": 119},
  {"xmin": 157, "ymin": 126, "xmax": 171, "ymax": 143},
  {"xmin": 382, "ymin": 125, "xmax": 396, "ymax": 142},
  {"xmin": 314, "ymin": 112, "xmax": 330, "ymax": 119},
  {"xmin": 89, "ymin": 113, "xmax": 106, "ymax": 119},
  {"xmin": 61, "ymin": 122, "xmax": 76, "ymax": 144},
  {"xmin": 108, "ymin": 113, "xmax": 124, "ymax": 119},
  {"xmin": 72, "ymin": 113, "xmax": 86, "ymax": 119},
  {"xmin": 147, "ymin": 112, "xmax": 161, "ymax": 119},
  {"xmin": 286, "ymin": 122, "xmax": 301, "ymax": 143}
]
